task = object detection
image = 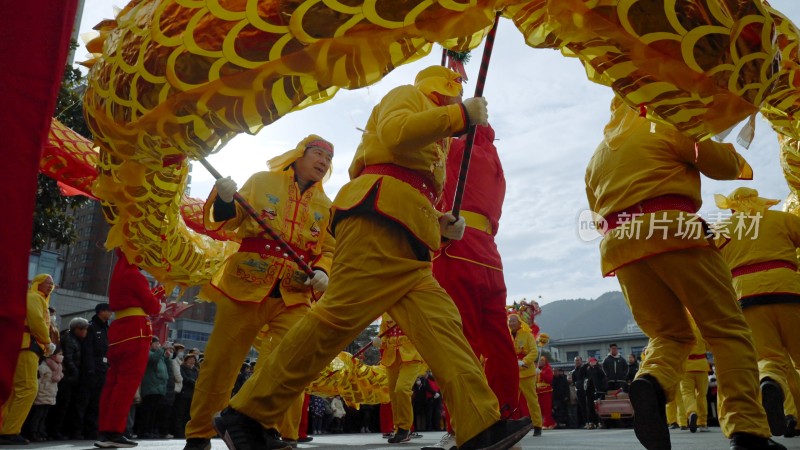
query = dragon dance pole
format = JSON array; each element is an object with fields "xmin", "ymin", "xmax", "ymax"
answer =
[
  {"xmin": 451, "ymin": 11, "xmax": 501, "ymax": 218},
  {"xmin": 351, "ymin": 324, "xmax": 399, "ymax": 360},
  {"xmin": 197, "ymin": 157, "xmax": 315, "ymax": 277}
]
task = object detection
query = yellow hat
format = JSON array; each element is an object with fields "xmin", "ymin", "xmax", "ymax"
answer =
[
  {"xmin": 714, "ymin": 187, "xmax": 780, "ymax": 215},
  {"xmin": 414, "ymin": 66, "xmax": 464, "ymax": 102},
  {"xmin": 267, "ymin": 134, "xmax": 333, "ymax": 182}
]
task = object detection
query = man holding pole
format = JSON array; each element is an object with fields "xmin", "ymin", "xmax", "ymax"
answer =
[
  {"xmin": 214, "ymin": 65, "xmax": 531, "ymax": 450},
  {"xmin": 182, "ymin": 136, "xmax": 335, "ymax": 450}
]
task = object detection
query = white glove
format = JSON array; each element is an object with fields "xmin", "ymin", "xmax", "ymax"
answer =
[
  {"xmin": 518, "ymin": 360, "xmax": 525, "ymax": 368},
  {"xmin": 304, "ymin": 270, "xmax": 329, "ymax": 292},
  {"xmin": 215, "ymin": 176, "xmax": 238, "ymax": 203},
  {"xmin": 462, "ymin": 97, "xmax": 488, "ymax": 126},
  {"xmin": 160, "ymin": 302, "xmax": 167, "ymax": 314},
  {"xmin": 372, "ymin": 336, "xmax": 382, "ymax": 347},
  {"xmin": 46, "ymin": 342, "xmax": 56, "ymax": 357},
  {"xmin": 434, "ymin": 393, "xmax": 440, "ymax": 399},
  {"xmin": 439, "ymin": 213, "xmax": 466, "ymax": 240}
]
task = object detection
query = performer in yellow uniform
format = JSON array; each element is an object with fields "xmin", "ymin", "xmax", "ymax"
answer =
[
  {"xmin": 665, "ymin": 386, "xmax": 687, "ymax": 430},
  {"xmin": 585, "ymin": 97, "xmax": 780, "ymax": 450},
  {"xmin": 218, "ymin": 65, "xmax": 532, "ymax": 450},
  {"xmin": 715, "ymin": 187, "xmax": 800, "ymax": 437},
  {"xmin": 182, "ymin": 136, "xmax": 335, "ymax": 450},
  {"xmin": 508, "ymin": 313, "xmax": 542, "ymax": 435},
  {"xmin": 374, "ymin": 314, "xmax": 425, "ymax": 443},
  {"xmin": 0, "ymin": 274, "xmax": 55, "ymax": 445},
  {"xmin": 681, "ymin": 315, "xmax": 711, "ymax": 433}
]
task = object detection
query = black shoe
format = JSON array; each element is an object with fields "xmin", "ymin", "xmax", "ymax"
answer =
[
  {"xmin": 668, "ymin": 423, "xmax": 679, "ymax": 430},
  {"xmin": 183, "ymin": 438, "xmax": 212, "ymax": 450},
  {"xmin": 0, "ymin": 434, "xmax": 29, "ymax": 445},
  {"xmin": 94, "ymin": 433, "xmax": 138, "ymax": 448},
  {"xmin": 459, "ymin": 417, "xmax": 532, "ymax": 450},
  {"xmin": 729, "ymin": 433, "xmax": 787, "ymax": 449},
  {"xmin": 680, "ymin": 426, "xmax": 688, "ymax": 431},
  {"xmin": 785, "ymin": 415, "xmax": 798, "ymax": 438},
  {"xmin": 388, "ymin": 428, "xmax": 410, "ymax": 443},
  {"xmin": 689, "ymin": 413, "xmax": 698, "ymax": 433},
  {"xmin": 533, "ymin": 427, "xmax": 542, "ymax": 436},
  {"xmin": 383, "ymin": 432, "xmax": 394, "ymax": 439},
  {"xmin": 213, "ymin": 407, "xmax": 289, "ymax": 450},
  {"xmin": 761, "ymin": 379, "xmax": 786, "ymax": 436},
  {"xmin": 298, "ymin": 436, "xmax": 313, "ymax": 443},
  {"xmin": 630, "ymin": 375, "xmax": 670, "ymax": 450}
]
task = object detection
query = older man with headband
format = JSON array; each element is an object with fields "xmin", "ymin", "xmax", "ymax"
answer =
[
  {"xmin": 182, "ymin": 136, "xmax": 336, "ymax": 450},
  {"xmin": 213, "ymin": 65, "xmax": 531, "ymax": 450}
]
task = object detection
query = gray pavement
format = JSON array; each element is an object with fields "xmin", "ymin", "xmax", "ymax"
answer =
[{"xmin": 14, "ymin": 428, "xmax": 800, "ymax": 450}]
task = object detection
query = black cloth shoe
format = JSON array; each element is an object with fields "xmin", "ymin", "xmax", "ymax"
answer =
[
  {"xmin": 533, "ymin": 427, "xmax": 542, "ymax": 436},
  {"xmin": 729, "ymin": 433, "xmax": 787, "ymax": 449},
  {"xmin": 0, "ymin": 434, "xmax": 28, "ymax": 445},
  {"xmin": 297, "ymin": 436, "xmax": 313, "ymax": 443},
  {"xmin": 183, "ymin": 438, "xmax": 212, "ymax": 450},
  {"xmin": 785, "ymin": 415, "xmax": 798, "ymax": 438},
  {"xmin": 383, "ymin": 432, "xmax": 394, "ymax": 439},
  {"xmin": 761, "ymin": 379, "xmax": 786, "ymax": 436},
  {"xmin": 689, "ymin": 413, "xmax": 698, "ymax": 433},
  {"xmin": 94, "ymin": 433, "xmax": 138, "ymax": 448},
  {"xmin": 630, "ymin": 375, "xmax": 669, "ymax": 450},
  {"xmin": 388, "ymin": 428, "xmax": 411, "ymax": 443},
  {"xmin": 668, "ymin": 423, "xmax": 679, "ymax": 429},
  {"xmin": 213, "ymin": 407, "xmax": 289, "ymax": 450},
  {"xmin": 459, "ymin": 417, "xmax": 532, "ymax": 450}
]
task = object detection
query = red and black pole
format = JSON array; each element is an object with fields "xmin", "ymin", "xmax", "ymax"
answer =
[
  {"xmin": 351, "ymin": 324, "xmax": 399, "ymax": 360},
  {"xmin": 451, "ymin": 11, "xmax": 501, "ymax": 218},
  {"xmin": 198, "ymin": 157, "xmax": 315, "ymax": 276}
]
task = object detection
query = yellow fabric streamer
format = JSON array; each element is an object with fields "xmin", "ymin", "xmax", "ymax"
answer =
[{"xmin": 714, "ymin": 187, "xmax": 780, "ymax": 215}]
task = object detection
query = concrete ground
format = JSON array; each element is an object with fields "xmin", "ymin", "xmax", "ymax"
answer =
[{"xmin": 16, "ymin": 428, "xmax": 800, "ymax": 450}]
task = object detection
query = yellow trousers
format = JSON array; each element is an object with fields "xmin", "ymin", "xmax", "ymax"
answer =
[
  {"xmin": 0, "ymin": 351, "xmax": 38, "ymax": 434},
  {"xmin": 229, "ymin": 214, "xmax": 500, "ymax": 446},
  {"xmin": 519, "ymin": 376, "xmax": 542, "ymax": 428},
  {"xmin": 680, "ymin": 371, "xmax": 709, "ymax": 426},
  {"xmin": 387, "ymin": 360, "xmax": 424, "ymax": 430},
  {"xmin": 616, "ymin": 247, "xmax": 770, "ymax": 438},
  {"xmin": 666, "ymin": 384, "xmax": 686, "ymax": 427},
  {"xmin": 258, "ymin": 328, "xmax": 306, "ymax": 441},
  {"xmin": 185, "ymin": 296, "xmax": 308, "ymax": 439},
  {"xmin": 742, "ymin": 303, "xmax": 800, "ymax": 412},
  {"xmin": 785, "ymin": 365, "xmax": 800, "ymax": 418}
]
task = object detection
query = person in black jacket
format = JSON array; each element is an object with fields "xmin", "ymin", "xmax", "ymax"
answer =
[
  {"xmin": 175, "ymin": 353, "xmax": 199, "ymax": 438},
  {"xmin": 602, "ymin": 343, "xmax": 629, "ymax": 392},
  {"xmin": 627, "ymin": 353, "xmax": 640, "ymax": 387},
  {"xmin": 552, "ymin": 368, "xmax": 571, "ymax": 428},
  {"xmin": 75, "ymin": 304, "xmax": 111, "ymax": 439},
  {"xmin": 47, "ymin": 318, "xmax": 88, "ymax": 439},
  {"xmin": 570, "ymin": 357, "xmax": 587, "ymax": 429},
  {"xmin": 585, "ymin": 357, "xmax": 607, "ymax": 429}
]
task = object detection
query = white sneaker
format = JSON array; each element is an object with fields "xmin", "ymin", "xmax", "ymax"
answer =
[
  {"xmin": 420, "ymin": 432, "xmax": 456, "ymax": 450},
  {"xmin": 698, "ymin": 426, "xmax": 710, "ymax": 432}
]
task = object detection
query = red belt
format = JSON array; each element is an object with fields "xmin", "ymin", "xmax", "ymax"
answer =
[
  {"xmin": 360, "ymin": 164, "xmax": 437, "ymax": 205},
  {"xmin": 238, "ymin": 237, "xmax": 312, "ymax": 262},
  {"xmin": 731, "ymin": 260, "xmax": 797, "ymax": 278},
  {"xmin": 605, "ymin": 195, "xmax": 698, "ymax": 232},
  {"xmin": 688, "ymin": 354, "xmax": 706, "ymax": 360}
]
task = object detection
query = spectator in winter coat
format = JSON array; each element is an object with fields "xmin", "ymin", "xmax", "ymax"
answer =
[
  {"xmin": 602, "ymin": 343, "xmax": 629, "ymax": 391},
  {"xmin": 584, "ymin": 357, "xmax": 607, "ymax": 429},
  {"xmin": 24, "ymin": 350, "xmax": 63, "ymax": 442},
  {"xmin": 139, "ymin": 337, "xmax": 171, "ymax": 438},
  {"xmin": 49, "ymin": 317, "xmax": 88, "ymax": 439},
  {"xmin": 175, "ymin": 352, "xmax": 199, "ymax": 438}
]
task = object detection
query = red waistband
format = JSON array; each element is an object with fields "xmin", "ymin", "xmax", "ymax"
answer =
[
  {"xmin": 360, "ymin": 164, "xmax": 437, "ymax": 205},
  {"xmin": 688, "ymin": 354, "xmax": 707, "ymax": 360},
  {"xmin": 238, "ymin": 237, "xmax": 312, "ymax": 263},
  {"xmin": 731, "ymin": 260, "xmax": 797, "ymax": 278},
  {"xmin": 605, "ymin": 195, "xmax": 698, "ymax": 232}
]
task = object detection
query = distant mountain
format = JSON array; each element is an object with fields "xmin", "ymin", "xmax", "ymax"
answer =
[{"xmin": 535, "ymin": 291, "xmax": 635, "ymax": 340}]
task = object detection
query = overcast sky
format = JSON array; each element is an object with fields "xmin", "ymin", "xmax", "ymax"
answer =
[{"xmin": 76, "ymin": 2, "xmax": 800, "ymax": 305}]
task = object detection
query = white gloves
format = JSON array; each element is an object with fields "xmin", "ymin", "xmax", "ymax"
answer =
[
  {"xmin": 518, "ymin": 360, "xmax": 525, "ymax": 368},
  {"xmin": 215, "ymin": 176, "xmax": 238, "ymax": 203},
  {"xmin": 305, "ymin": 270, "xmax": 329, "ymax": 292},
  {"xmin": 372, "ymin": 336, "xmax": 382, "ymax": 348},
  {"xmin": 160, "ymin": 302, "xmax": 167, "ymax": 314},
  {"xmin": 462, "ymin": 97, "xmax": 488, "ymax": 126},
  {"xmin": 46, "ymin": 342, "xmax": 56, "ymax": 357},
  {"xmin": 439, "ymin": 213, "xmax": 466, "ymax": 240},
  {"xmin": 434, "ymin": 393, "xmax": 440, "ymax": 399}
]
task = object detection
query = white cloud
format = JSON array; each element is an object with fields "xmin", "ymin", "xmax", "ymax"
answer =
[{"xmin": 76, "ymin": 1, "xmax": 800, "ymax": 304}]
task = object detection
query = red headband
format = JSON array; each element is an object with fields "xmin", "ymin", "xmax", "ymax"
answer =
[{"xmin": 306, "ymin": 139, "xmax": 333, "ymax": 156}]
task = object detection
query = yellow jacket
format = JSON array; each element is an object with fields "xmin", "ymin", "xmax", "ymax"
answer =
[
  {"xmin": 719, "ymin": 210, "xmax": 800, "ymax": 299},
  {"xmin": 378, "ymin": 314, "xmax": 422, "ymax": 367},
  {"xmin": 333, "ymin": 84, "xmax": 468, "ymax": 251},
  {"xmin": 23, "ymin": 276, "xmax": 52, "ymax": 350},
  {"xmin": 686, "ymin": 315, "xmax": 710, "ymax": 373},
  {"xmin": 511, "ymin": 328, "xmax": 538, "ymax": 379},
  {"xmin": 204, "ymin": 168, "xmax": 334, "ymax": 306},
  {"xmin": 585, "ymin": 99, "xmax": 750, "ymax": 276}
]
